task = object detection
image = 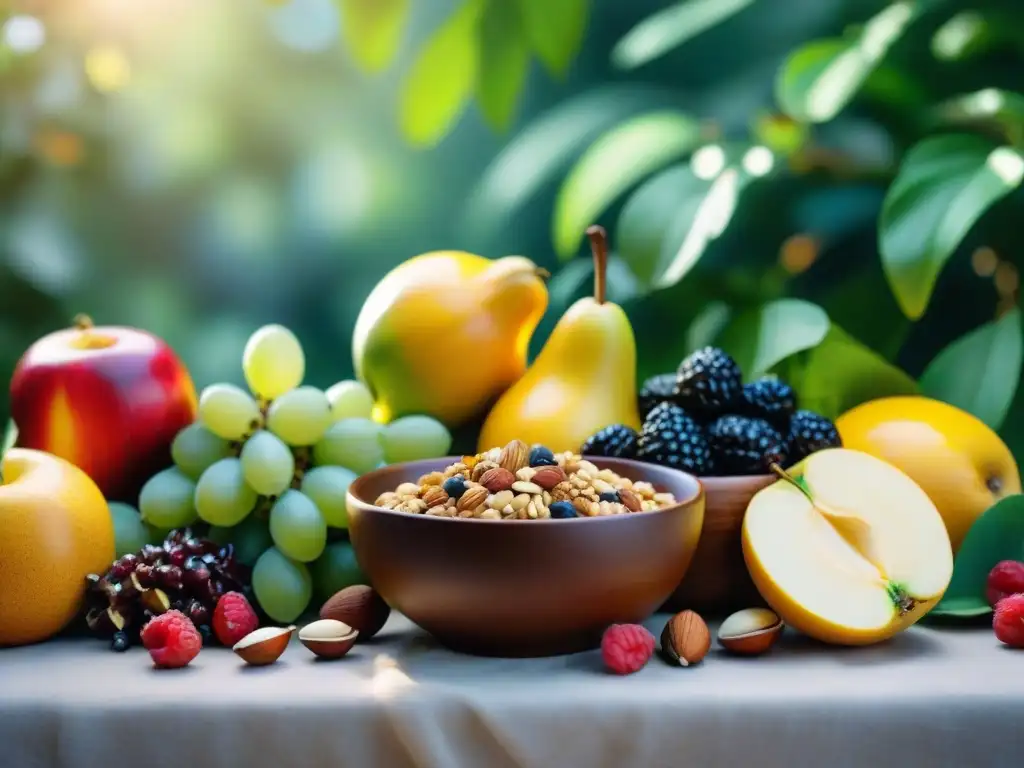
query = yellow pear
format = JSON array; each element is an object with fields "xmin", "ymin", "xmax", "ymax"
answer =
[
  {"xmin": 742, "ymin": 449, "xmax": 953, "ymax": 645},
  {"xmin": 353, "ymin": 251, "xmax": 549, "ymax": 428},
  {"xmin": 478, "ymin": 226, "xmax": 642, "ymax": 453}
]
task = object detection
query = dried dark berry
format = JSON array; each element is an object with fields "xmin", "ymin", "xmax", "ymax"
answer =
[
  {"xmin": 708, "ymin": 415, "xmax": 788, "ymax": 475},
  {"xmin": 638, "ymin": 373, "xmax": 678, "ymax": 419},
  {"xmin": 788, "ymin": 410, "xmax": 842, "ymax": 460},
  {"xmin": 599, "ymin": 491, "xmax": 620, "ymax": 503},
  {"xmin": 549, "ymin": 501, "xmax": 578, "ymax": 519},
  {"xmin": 529, "ymin": 446, "xmax": 557, "ymax": 467},
  {"xmin": 637, "ymin": 402, "xmax": 714, "ymax": 475},
  {"xmin": 110, "ymin": 631, "xmax": 130, "ymax": 652},
  {"xmin": 442, "ymin": 475, "xmax": 467, "ymax": 499},
  {"xmin": 581, "ymin": 424, "xmax": 638, "ymax": 459},
  {"xmin": 673, "ymin": 347, "xmax": 743, "ymax": 413},
  {"xmin": 154, "ymin": 564, "xmax": 183, "ymax": 591},
  {"xmin": 741, "ymin": 377, "xmax": 797, "ymax": 428}
]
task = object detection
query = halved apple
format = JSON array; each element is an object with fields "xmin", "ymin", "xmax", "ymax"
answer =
[{"xmin": 742, "ymin": 448, "xmax": 953, "ymax": 645}]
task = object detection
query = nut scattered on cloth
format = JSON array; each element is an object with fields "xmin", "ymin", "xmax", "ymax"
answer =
[{"xmin": 374, "ymin": 442, "xmax": 678, "ymax": 520}]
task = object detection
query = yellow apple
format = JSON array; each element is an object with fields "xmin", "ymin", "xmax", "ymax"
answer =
[
  {"xmin": 836, "ymin": 396, "xmax": 1021, "ymax": 553},
  {"xmin": 742, "ymin": 448, "xmax": 953, "ymax": 645}
]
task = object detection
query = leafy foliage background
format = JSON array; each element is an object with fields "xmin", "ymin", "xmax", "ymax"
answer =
[{"xmin": 1, "ymin": 0, "xmax": 1022, "ymax": 459}]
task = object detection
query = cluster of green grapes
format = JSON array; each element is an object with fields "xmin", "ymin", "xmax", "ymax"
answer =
[{"xmin": 112, "ymin": 324, "xmax": 453, "ymax": 624}]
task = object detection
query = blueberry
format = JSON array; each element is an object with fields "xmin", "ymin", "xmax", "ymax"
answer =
[
  {"xmin": 549, "ymin": 501, "xmax": 577, "ymax": 519},
  {"xmin": 529, "ymin": 446, "xmax": 557, "ymax": 467},
  {"xmin": 442, "ymin": 475, "xmax": 467, "ymax": 499},
  {"xmin": 110, "ymin": 631, "xmax": 130, "ymax": 652},
  {"xmin": 599, "ymin": 491, "xmax": 620, "ymax": 503},
  {"xmin": 199, "ymin": 625, "xmax": 214, "ymax": 646}
]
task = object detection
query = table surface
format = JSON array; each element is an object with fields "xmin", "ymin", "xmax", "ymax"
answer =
[{"xmin": 1, "ymin": 612, "xmax": 1020, "ymax": 768}]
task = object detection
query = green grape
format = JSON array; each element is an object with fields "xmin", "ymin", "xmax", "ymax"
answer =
[
  {"xmin": 252, "ymin": 547, "xmax": 312, "ymax": 623},
  {"xmin": 326, "ymin": 380, "xmax": 374, "ymax": 422},
  {"xmin": 269, "ymin": 489, "xmax": 327, "ymax": 562},
  {"xmin": 194, "ymin": 458, "xmax": 258, "ymax": 526},
  {"xmin": 198, "ymin": 384, "xmax": 261, "ymax": 440},
  {"xmin": 171, "ymin": 422, "xmax": 231, "ymax": 480},
  {"xmin": 301, "ymin": 465, "xmax": 357, "ymax": 528},
  {"xmin": 266, "ymin": 386, "xmax": 331, "ymax": 446},
  {"xmin": 240, "ymin": 430, "xmax": 295, "ymax": 496},
  {"xmin": 313, "ymin": 418, "xmax": 385, "ymax": 474},
  {"xmin": 243, "ymin": 324, "xmax": 305, "ymax": 400},
  {"xmin": 380, "ymin": 415, "xmax": 453, "ymax": 464},
  {"xmin": 208, "ymin": 514, "xmax": 273, "ymax": 566},
  {"xmin": 139, "ymin": 468, "xmax": 198, "ymax": 529},
  {"xmin": 109, "ymin": 502, "xmax": 148, "ymax": 557},
  {"xmin": 311, "ymin": 541, "xmax": 367, "ymax": 602}
]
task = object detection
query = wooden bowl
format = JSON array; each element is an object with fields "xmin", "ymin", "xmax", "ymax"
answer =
[
  {"xmin": 346, "ymin": 457, "xmax": 704, "ymax": 658},
  {"xmin": 662, "ymin": 474, "xmax": 775, "ymax": 616}
]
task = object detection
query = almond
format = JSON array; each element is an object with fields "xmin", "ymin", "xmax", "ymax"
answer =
[
  {"xmin": 498, "ymin": 440, "xmax": 529, "ymax": 473},
  {"xmin": 573, "ymin": 497, "xmax": 594, "ymax": 517},
  {"xmin": 320, "ymin": 585, "xmax": 391, "ymax": 640},
  {"xmin": 421, "ymin": 486, "xmax": 449, "ymax": 508},
  {"xmin": 619, "ymin": 488, "xmax": 642, "ymax": 512},
  {"xmin": 457, "ymin": 485, "xmax": 489, "ymax": 513},
  {"xmin": 479, "ymin": 467, "xmax": 515, "ymax": 493},
  {"xmin": 531, "ymin": 466, "xmax": 566, "ymax": 490},
  {"xmin": 471, "ymin": 460, "xmax": 499, "ymax": 482}
]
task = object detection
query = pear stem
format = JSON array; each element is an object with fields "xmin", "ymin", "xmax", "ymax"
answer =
[
  {"xmin": 586, "ymin": 225, "xmax": 608, "ymax": 305},
  {"xmin": 533, "ymin": 267, "xmax": 551, "ymax": 280},
  {"xmin": 73, "ymin": 313, "xmax": 94, "ymax": 331},
  {"xmin": 769, "ymin": 462, "xmax": 811, "ymax": 501}
]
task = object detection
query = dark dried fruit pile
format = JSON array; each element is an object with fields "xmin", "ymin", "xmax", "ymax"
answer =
[
  {"xmin": 582, "ymin": 347, "xmax": 842, "ymax": 476},
  {"xmin": 84, "ymin": 528, "xmax": 251, "ymax": 652}
]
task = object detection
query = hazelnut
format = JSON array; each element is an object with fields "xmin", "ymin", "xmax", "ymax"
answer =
[
  {"xmin": 319, "ymin": 585, "xmax": 391, "ymax": 640},
  {"xmin": 479, "ymin": 467, "xmax": 515, "ymax": 492},
  {"xmin": 233, "ymin": 625, "xmax": 295, "ymax": 666},
  {"xmin": 660, "ymin": 610, "xmax": 710, "ymax": 667},
  {"xmin": 718, "ymin": 608, "xmax": 783, "ymax": 656},
  {"xmin": 299, "ymin": 619, "xmax": 358, "ymax": 659}
]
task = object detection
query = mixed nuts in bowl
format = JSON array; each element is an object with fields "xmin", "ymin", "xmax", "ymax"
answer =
[{"xmin": 346, "ymin": 443, "xmax": 705, "ymax": 657}]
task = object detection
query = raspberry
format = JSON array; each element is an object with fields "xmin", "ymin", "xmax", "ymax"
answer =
[
  {"xmin": 213, "ymin": 592, "xmax": 259, "ymax": 647},
  {"xmin": 986, "ymin": 560, "xmax": 1024, "ymax": 608},
  {"xmin": 992, "ymin": 593, "xmax": 1024, "ymax": 648},
  {"xmin": 601, "ymin": 623, "xmax": 655, "ymax": 675},
  {"xmin": 141, "ymin": 610, "xmax": 203, "ymax": 668}
]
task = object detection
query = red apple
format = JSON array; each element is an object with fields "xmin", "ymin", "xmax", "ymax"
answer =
[{"xmin": 9, "ymin": 315, "xmax": 197, "ymax": 502}]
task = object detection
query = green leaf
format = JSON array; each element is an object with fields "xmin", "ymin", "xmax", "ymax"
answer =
[
  {"xmin": 338, "ymin": 0, "xmax": 411, "ymax": 73},
  {"xmin": 552, "ymin": 111, "xmax": 702, "ymax": 259},
  {"xmin": 515, "ymin": 0, "xmax": 589, "ymax": 77},
  {"xmin": 1, "ymin": 420, "xmax": 16, "ymax": 459},
  {"xmin": 879, "ymin": 134, "xmax": 1024, "ymax": 320},
  {"xmin": 477, "ymin": 0, "xmax": 531, "ymax": 132},
  {"xmin": 398, "ymin": 0, "xmax": 484, "ymax": 147},
  {"xmin": 715, "ymin": 299, "xmax": 831, "ymax": 377},
  {"xmin": 611, "ymin": 0, "xmax": 754, "ymax": 71},
  {"xmin": 929, "ymin": 494, "xmax": 1024, "ymax": 619},
  {"xmin": 773, "ymin": 326, "xmax": 919, "ymax": 420},
  {"xmin": 775, "ymin": 1, "xmax": 919, "ymax": 123},
  {"xmin": 931, "ymin": 11, "xmax": 990, "ymax": 62},
  {"xmin": 936, "ymin": 88, "xmax": 1024, "ymax": 141},
  {"xmin": 919, "ymin": 308, "xmax": 1023, "ymax": 430}
]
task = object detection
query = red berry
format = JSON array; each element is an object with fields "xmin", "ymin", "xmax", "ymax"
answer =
[
  {"xmin": 213, "ymin": 592, "xmax": 259, "ymax": 647},
  {"xmin": 140, "ymin": 610, "xmax": 203, "ymax": 668},
  {"xmin": 986, "ymin": 560, "xmax": 1024, "ymax": 607},
  {"xmin": 993, "ymin": 593, "xmax": 1024, "ymax": 648},
  {"xmin": 601, "ymin": 623, "xmax": 655, "ymax": 675}
]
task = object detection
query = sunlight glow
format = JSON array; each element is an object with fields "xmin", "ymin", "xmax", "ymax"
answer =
[
  {"xmin": 2, "ymin": 15, "xmax": 45, "ymax": 54},
  {"xmin": 691, "ymin": 144, "xmax": 726, "ymax": 180},
  {"xmin": 742, "ymin": 146, "xmax": 774, "ymax": 177}
]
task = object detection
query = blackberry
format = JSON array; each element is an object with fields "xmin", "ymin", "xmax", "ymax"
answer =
[
  {"xmin": 638, "ymin": 373, "xmax": 677, "ymax": 419},
  {"xmin": 581, "ymin": 424, "xmax": 639, "ymax": 459},
  {"xmin": 674, "ymin": 347, "xmax": 743, "ymax": 413},
  {"xmin": 708, "ymin": 415, "xmax": 789, "ymax": 476},
  {"xmin": 741, "ymin": 377, "xmax": 797, "ymax": 428},
  {"xmin": 637, "ymin": 402, "xmax": 714, "ymax": 475},
  {"xmin": 788, "ymin": 410, "xmax": 842, "ymax": 460}
]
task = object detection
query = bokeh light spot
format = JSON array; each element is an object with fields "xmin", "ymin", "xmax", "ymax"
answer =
[
  {"xmin": 994, "ymin": 261, "xmax": 1019, "ymax": 297},
  {"xmin": 780, "ymin": 234, "xmax": 819, "ymax": 274},
  {"xmin": 34, "ymin": 130, "xmax": 84, "ymax": 167},
  {"xmin": 269, "ymin": 0, "xmax": 339, "ymax": 53},
  {"xmin": 2, "ymin": 15, "xmax": 45, "ymax": 54},
  {"xmin": 85, "ymin": 46, "xmax": 132, "ymax": 93},
  {"xmin": 691, "ymin": 144, "xmax": 726, "ymax": 180},
  {"xmin": 971, "ymin": 247, "xmax": 998, "ymax": 277}
]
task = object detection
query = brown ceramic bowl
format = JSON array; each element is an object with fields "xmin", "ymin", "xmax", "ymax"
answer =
[
  {"xmin": 663, "ymin": 474, "xmax": 775, "ymax": 616},
  {"xmin": 346, "ymin": 457, "xmax": 704, "ymax": 658}
]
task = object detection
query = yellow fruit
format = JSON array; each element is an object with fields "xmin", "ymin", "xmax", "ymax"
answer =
[
  {"xmin": 0, "ymin": 448, "xmax": 115, "ymax": 646},
  {"xmin": 743, "ymin": 449, "xmax": 953, "ymax": 645},
  {"xmin": 353, "ymin": 251, "xmax": 548, "ymax": 428},
  {"xmin": 835, "ymin": 396, "xmax": 1021, "ymax": 553},
  {"xmin": 478, "ymin": 226, "xmax": 642, "ymax": 453}
]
